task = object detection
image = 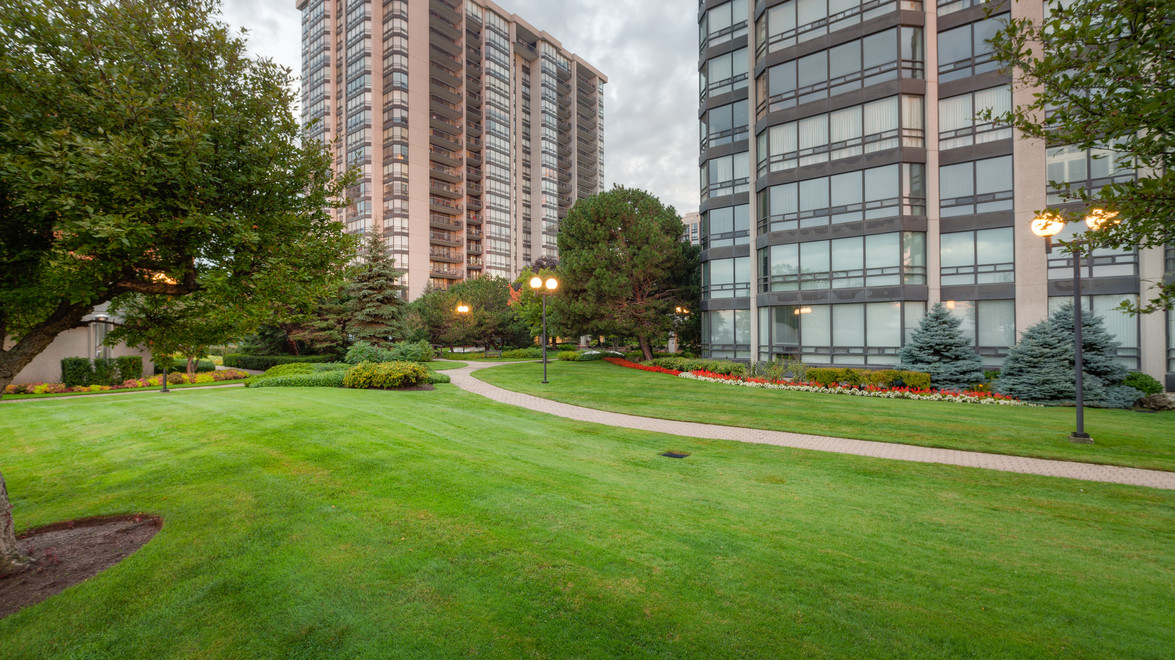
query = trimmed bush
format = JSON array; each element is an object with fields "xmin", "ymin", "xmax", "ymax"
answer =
[
  {"xmin": 248, "ymin": 370, "xmax": 348, "ymax": 388},
  {"xmin": 557, "ymin": 351, "xmax": 579, "ymax": 361},
  {"xmin": 91, "ymin": 358, "xmax": 120, "ymax": 386},
  {"xmin": 263, "ymin": 363, "xmax": 318, "ymax": 378},
  {"xmin": 311, "ymin": 362, "xmax": 350, "ymax": 372},
  {"xmin": 223, "ymin": 354, "xmax": 333, "ymax": 370},
  {"xmin": 646, "ymin": 357, "xmax": 747, "ymax": 377},
  {"xmin": 1123, "ymin": 372, "xmax": 1163, "ymax": 396},
  {"xmin": 61, "ymin": 357, "xmax": 93, "ymax": 387},
  {"xmin": 388, "ymin": 339, "xmax": 435, "ymax": 363},
  {"xmin": 805, "ymin": 367, "xmax": 931, "ymax": 390},
  {"xmin": 502, "ymin": 347, "xmax": 544, "ymax": 359},
  {"xmin": 116, "ymin": 356, "xmax": 143, "ymax": 381},
  {"xmin": 343, "ymin": 361, "xmax": 430, "ymax": 389},
  {"xmin": 426, "ymin": 371, "xmax": 451, "ymax": 384}
]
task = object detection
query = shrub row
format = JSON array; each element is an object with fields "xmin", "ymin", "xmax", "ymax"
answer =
[
  {"xmin": 502, "ymin": 347, "xmax": 544, "ymax": 359},
  {"xmin": 223, "ymin": 354, "xmax": 334, "ymax": 370},
  {"xmin": 645, "ymin": 357, "xmax": 748, "ymax": 376},
  {"xmin": 7, "ymin": 369, "xmax": 250, "ymax": 395},
  {"xmin": 806, "ymin": 367, "xmax": 931, "ymax": 390},
  {"xmin": 345, "ymin": 340, "xmax": 434, "ymax": 365},
  {"xmin": 61, "ymin": 356, "xmax": 144, "ymax": 387},
  {"xmin": 154, "ymin": 359, "xmax": 214, "ymax": 376},
  {"xmin": 248, "ymin": 370, "xmax": 349, "ymax": 389},
  {"xmin": 342, "ymin": 361, "xmax": 430, "ymax": 389},
  {"xmin": 623, "ymin": 350, "xmax": 695, "ymax": 363}
]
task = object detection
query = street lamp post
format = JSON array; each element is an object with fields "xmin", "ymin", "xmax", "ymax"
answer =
[
  {"xmin": 529, "ymin": 276, "xmax": 558, "ymax": 384},
  {"xmin": 1031, "ymin": 209, "xmax": 1119, "ymax": 444}
]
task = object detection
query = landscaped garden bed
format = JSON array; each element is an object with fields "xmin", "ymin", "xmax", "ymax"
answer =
[{"xmin": 2, "ymin": 370, "xmax": 252, "ymax": 400}]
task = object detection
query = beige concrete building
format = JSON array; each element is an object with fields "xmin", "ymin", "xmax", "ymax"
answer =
[
  {"xmin": 298, "ymin": 0, "xmax": 606, "ymax": 299},
  {"xmin": 697, "ymin": 0, "xmax": 1172, "ymax": 386},
  {"xmin": 681, "ymin": 211, "xmax": 702, "ymax": 246},
  {"xmin": 7, "ymin": 306, "xmax": 154, "ymax": 386}
]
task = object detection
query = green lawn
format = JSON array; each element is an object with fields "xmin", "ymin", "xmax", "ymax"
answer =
[
  {"xmin": 474, "ymin": 360, "xmax": 1175, "ymax": 472},
  {"xmin": 0, "ymin": 386, "xmax": 1172, "ymax": 657}
]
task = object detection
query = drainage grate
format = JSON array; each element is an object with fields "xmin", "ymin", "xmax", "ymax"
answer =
[{"xmin": 660, "ymin": 452, "xmax": 690, "ymax": 459}]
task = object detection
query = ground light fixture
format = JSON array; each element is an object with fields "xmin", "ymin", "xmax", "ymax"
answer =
[
  {"xmin": 1031, "ymin": 208, "xmax": 1121, "ymax": 443},
  {"xmin": 529, "ymin": 276, "xmax": 558, "ymax": 384}
]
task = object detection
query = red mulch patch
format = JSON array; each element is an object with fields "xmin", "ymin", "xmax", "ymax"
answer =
[{"xmin": 0, "ymin": 514, "xmax": 162, "ymax": 620}]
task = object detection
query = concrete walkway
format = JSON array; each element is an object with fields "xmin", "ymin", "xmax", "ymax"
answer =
[{"xmin": 443, "ymin": 360, "xmax": 1175, "ymax": 491}]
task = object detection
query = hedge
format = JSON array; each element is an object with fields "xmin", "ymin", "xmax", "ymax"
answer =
[
  {"xmin": 61, "ymin": 357, "xmax": 93, "ymax": 387},
  {"xmin": 247, "ymin": 370, "xmax": 348, "ymax": 389},
  {"xmin": 645, "ymin": 357, "xmax": 747, "ymax": 377},
  {"xmin": 116, "ymin": 356, "xmax": 143, "ymax": 381},
  {"xmin": 806, "ymin": 367, "xmax": 931, "ymax": 390},
  {"xmin": 343, "ymin": 361, "xmax": 430, "ymax": 389},
  {"xmin": 502, "ymin": 347, "xmax": 544, "ymax": 359},
  {"xmin": 155, "ymin": 359, "xmax": 215, "ymax": 376},
  {"xmin": 223, "ymin": 354, "xmax": 334, "ymax": 370}
]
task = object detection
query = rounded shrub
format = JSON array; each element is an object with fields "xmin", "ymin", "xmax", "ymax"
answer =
[
  {"xmin": 343, "ymin": 361, "xmax": 430, "ymax": 389},
  {"xmin": 1122, "ymin": 372, "xmax": 1163, "ymax": 396}
]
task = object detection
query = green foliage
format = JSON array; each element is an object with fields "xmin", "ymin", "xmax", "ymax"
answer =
[
  {"xmin": 247, "ymin": 370, "xmax": 348, "ymax": 389},
  {"xmin": 989, "ymin": 0, "xmax": 1175, "ymax": 311},
  {"xmin": 223, "ymin": 354, "xmax": 334, "ymax": 371},
  {"xmin": 263, "ymin": 363, "xmax": 318, "ymax": 378},
  {"xmin": 1123, "ymin": 372, "xmax": 1163, "ymax": 396},
  {"xmin": 557, "ymin": 351, "xmax": 580, "ymax": 361},
  {"xmin": 91, "ymin": 358, "xmax": 119, "ymax": 386},
  {"xmin": 344, "ymin": 233, "xmax": 406, "ymax": 348},
  {"xmin": 426, "ymin": 371, "xmax": 451, "ymax": 384},
  {"xmin": 898, "ymin": 303, "xmax": 985, "ymax": 391},
  {"xmin": 555, "ymin": 187, "xmax": 693, "ymax": 360},
  {"xmin": 287, "ymin": 287, "xmax": 353, "ymax": 358},
  {"xmin": 390, "ymin": 340, "xmax": 435, "ymax": 363},
  {"xmin": 1089, "ymin": 385, "xmax": 1144, "ymax": 410},
  {"xmin": 0, "ymin": 0, "xmax": 355, "ymax": 397},
  {"xmin": 806, "ymin": 368, "xmax": 931, "ymax": 390},
  {"xmin": 345, "ymin": 340, "xmax": 434, "ymax": 365},
  {"xmin": 501, "ymin": 347, "xmax": 544, "ymax": 359},
  {"xmin": 60, "ymin": 357, "xmax": 93, "ymax": 387},
  {"xmin": 575, "ymin": 350, "xmax": 622, "ymax": 361},
  {"xmin": 342, "ymin": 361, "xmax": 430, "ymax": 390},
  {"xmin": 115, "ymin": 356, "xmax": 143, "ymax": 382},
  {"xmin": 646, "ymin": 357, "xmax": 748, "ymax": 377}
]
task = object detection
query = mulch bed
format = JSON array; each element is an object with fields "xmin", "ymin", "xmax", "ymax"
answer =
[{"xmin": 0, "ymin": 514, "xmax": 162, "ymax": 620}]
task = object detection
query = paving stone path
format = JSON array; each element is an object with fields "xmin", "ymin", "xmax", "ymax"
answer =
[{"xmin": 445, "ymin": 360, "xmax": 1175, "ymax": 491}]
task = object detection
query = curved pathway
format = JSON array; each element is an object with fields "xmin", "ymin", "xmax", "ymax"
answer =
[{"xmin": 444, "ymin": 361, "xmax": 1175, "ymax": 491}]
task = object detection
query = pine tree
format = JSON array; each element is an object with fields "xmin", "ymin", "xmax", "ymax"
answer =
[
  {"xmin": 898, "ymin": 302, "xmax": 985, "ymax": 391},
  {"xmin": 997, "ymin": 318, "xmax": 1076, "ymax": 404},
  {"xmin": 345, "ymin": 233, "xmax": 406, "ymax": 349},
  {"xmin": 1048, "ymin": 302, "xmax": 1127, "ymax": 391}
]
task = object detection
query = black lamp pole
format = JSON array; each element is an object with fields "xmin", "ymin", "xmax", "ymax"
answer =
[{"xmin": 541, "ymin": 293, "xmax": 548, "ymax": 384}]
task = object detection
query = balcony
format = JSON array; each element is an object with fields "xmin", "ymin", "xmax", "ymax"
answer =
[
  {"xmin": 430, "ymin": 96, "xmax": 462, "ymax": 121},
  {"xmin": 466, "ymin": 243, "xmax": 483, "ymax": 256},
  {"xmin": 465, "ymin": 166, "xmax": 482, "ymax": 181},
  {"xmin": 429, "ymin": 145, "xmax": 462, "ymax": 167},
  {"xmin": 467, "ymin": 258, "xmax": 483, "ymax": 269},
  {"xmin": 428, "ymin": 19, "xmax": 461, "ymax": 46},
  {"xmin": 466, "ymin": 196, "xmax": 482, "ymax": 210},
  {"xmin": 430, "ymin": 67, "xmax": 461, "ymax": 90},
  {"xmin": 430, "ymin": 230, "xmax": 462, "ymax": 247},
  {"xmin": 514, "ymin": 40, "xmax": 538, "ymax": 61},
  {"xmin": 430, "ymin": 179, "xmax": 463, "ymax": 199},
  {"xmin": 430, "ymin": 46, "xmax": 462, "ymax": 77},
  {"xmin": 430, "ymin": 79, "xmax": 461, "ymax": 105},
  {"xmin": 466, "ymin": 225, "xmax": 483, "ymax": 237},
  {"xmin": 429, "ymin": 0, "xmax": 461, "ymax": 25},
  {"xmin": 429, "ymin": 200, "xmax": 463, "ymax": 219},
  {"xmin": 466, "ymin": 121, "xmax": 482, "ymax": 138},
  {"xmin": 430, "ymin": 248, "xmax": 463, "ymax": 264},
  {"xmin": 466, "ymin": 89, "xmax": 482, "ymax": 107},
  {"xmin": 466, "ymin": 136, "xmax": 483, "ymax": 150},
  {"xmin": 429, "ymin": 129, "xmax": 461, "ymax": 152},
  {"xmin": 430, "ymin": 113, "xmax": 462, "ymax": 136},
  {"xmin": 466, "ymin": 61, "xmax": 482, "ymax": 79},
  {"xmin": 429, "ymin": 266, "xmax": 464, "ymax": 280},
  {"xmin": 430, "ymin": 163, "xmax": 462, "ymax": 183}
]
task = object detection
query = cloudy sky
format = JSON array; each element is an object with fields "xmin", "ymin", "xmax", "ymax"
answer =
[{"xmin": 219, "ymin": 0, "xmax": 701, "ymax": 214}]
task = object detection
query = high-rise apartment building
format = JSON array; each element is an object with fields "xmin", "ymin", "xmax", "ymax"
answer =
[
  {"xmin": 299, "ymin": 0, "xmax": 606, "ymax": 299},
  {"xmin": 698, "ymin": 0, "xmax": 1172, "ymax": 384}
]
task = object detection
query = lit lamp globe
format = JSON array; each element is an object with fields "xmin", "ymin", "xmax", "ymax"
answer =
[
  {"xmin": 1030, "ymin": 212, "xmax": 1065, "ymax": 238},
  {"xmin": 544, "ymin": 278, "xmax": 558, "ymax": 291},
  {"xmin": 529, "ymin": 276, "xmax": 543, "ymax": 290},
  {"xmin": 456, "ymin": 303, "xmax": 470, "ymax": 314},
  {"xmin": 1084, "ymin": 208, "xmax": 1120, "ymax": 232}
]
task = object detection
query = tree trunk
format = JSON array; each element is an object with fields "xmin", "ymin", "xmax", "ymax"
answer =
[
  {"xmin": 0, "ymin": 301, "xmax": 92, "ymax": 398},
  {"xmin": 0, "ymin": 472, "xmax": 33, "ymax": 577},
  {"xmin": 638, "ymin": 334, "xmax": 654, "ymax": 361},
  {"xmin": 186, "ymin": 356, "xmax": 196, "ymax": 380}
]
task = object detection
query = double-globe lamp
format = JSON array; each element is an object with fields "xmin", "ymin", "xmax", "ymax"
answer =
[
  {"xmin": 530, "ymin": 276, "xmax": 558, "ymax": 384},
  {"xmin": 1030, "ymin": 208, "xmax": 1120, "ymax": 443}
]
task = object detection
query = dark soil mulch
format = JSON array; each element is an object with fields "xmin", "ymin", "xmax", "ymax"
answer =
[{"xmin": 0, "ymin": 514, "xmax": 162, "ymax": 619}]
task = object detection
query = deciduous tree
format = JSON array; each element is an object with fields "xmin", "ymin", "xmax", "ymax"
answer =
[{"xmin": 989, "ymin": 0, "xmax": 1175, "ymax": 310}]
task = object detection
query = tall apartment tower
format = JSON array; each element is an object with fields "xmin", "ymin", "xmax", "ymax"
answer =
[
  {"xmin": 698, "ymin": 0, "xmax": 1172, "ymax": 384},
  {"xmin": 299, "ymin": 0, "xmax": 607, "ymax": 299}
]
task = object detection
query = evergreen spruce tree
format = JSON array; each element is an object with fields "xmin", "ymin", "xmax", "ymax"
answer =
[
  {"xmin": 997, "ymin": 318, "xmax": 1076, "ymax": 404},
  {"xmin": 345, "ymin": 233, "xmax": 406, "ymax": 349},
  {"xmin": 898, "ymin": 302, "xmax": 985, "ymax": 391}
]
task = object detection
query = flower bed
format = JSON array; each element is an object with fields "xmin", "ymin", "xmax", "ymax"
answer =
[
  {"xmin": 604, "ymin": 358, "xmax": 1032, "ymax": 406},
  {"xmin": 4, "ymin": 369, "xmax": 251, "ymax": 396}
]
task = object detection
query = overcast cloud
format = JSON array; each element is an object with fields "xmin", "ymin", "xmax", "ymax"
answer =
[{"xmin": 218, "ymin": 0, "xmax": 701, "ymax": 214}]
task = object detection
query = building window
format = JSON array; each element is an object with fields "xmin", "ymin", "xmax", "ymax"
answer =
[
  {"xmin": 1049, "ymin": 295, "xmax": 1140, "ymax": 369},
  {"xmin": 700, "ymin": 152, "xmax": 750, "ymax": 201},
  {"xmin": 757, "ymin": 95, "xmax": 923, "ymax": 174},
  {"xmin": 757, "ymin": 301, "xmax": 925, "ymax": 366},
  {"xmin": 1045, "ymin": 144, "xmax": 1135, "ymax": 204},
  {"xmin": 939, "ymin": 155, "xmax": 1013, "ymax": 216},
  {"xmin": 756, "ymin": 0, "xmax": 911, "ymax": 59},
  {"xmin": 937, "ymin": 16, "xmax": 1005, "ymax": 83},
  {"xmin": 759, "ymin": 231, "xmax": 926, "ymax": 292},
  {"xmin": 703, "ymin": 309, "xmax": 752, "ymax": 359},
  {"xmin": 700, "ymin": 0, "xmax": 749, "ymax": 50},
  {"xmin": 702, "ymin": 204, "xmax": 750, "ymax": 248},
  {"xmin": 1045, "ymin": 220, "xmax": 1138, "ymax": 280},
  {"xmin": 938, "ymin": 85, "xmax": 1012, "ymax": 150},
  {"xmin": 939, "ymin": 228, "xmax": 1015, "ymax": 285},
  {"xmin": 703, "ymin": 256, "xmax": 751, "ymax": 298},
  {"xmin": 937, "ymin": 0, "xmax": 984, "ymax": 16},
  {"xmin": 701, "ymin": 99, "xmax": 749, "ymax": 150},
  {"xmin": 700, "ymin": 48, "xmax": 749, "ymax": 100},
  {"xmin": 758, "ymin": 163, "xmax": 926, "ymax": 232},
  {"xmin": 1168, "ymin": 308, "xmax": 1175, "ymax": 373},
  {"xmin": 943, "ymin": 299, "xmax": 1016, "ymax": 366},
  {"xmin": 758, "ymin": 27, "xmax": 924, "ymax": 116}
]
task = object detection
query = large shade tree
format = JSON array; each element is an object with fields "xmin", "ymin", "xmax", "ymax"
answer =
[
  {"xmin": 555, "ymin": 187, "xmax": 691, "ymax": 360},
  {"xmin": 0, "ymin": 0, "xmax": 353, "ymax": 574},
  {"xmin": 989, "ymin": 0, "xmax": 1175, "ymax": 310}
]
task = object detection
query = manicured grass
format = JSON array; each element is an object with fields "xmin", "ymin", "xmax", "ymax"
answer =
[
  {"xmin": 428, "ymin": 360, "xmax": 465, "ymax": 370},
  {"xmin": 474, "ymin": 360, "xmax": 1175, "ymax": 472},
  {"xmin": 0, "ymin": 379, "xmax": 247, "ymax": 401},
  {"xmin": 0, "ymin": 387, "xmax": 1173, "ymax": 657}
]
